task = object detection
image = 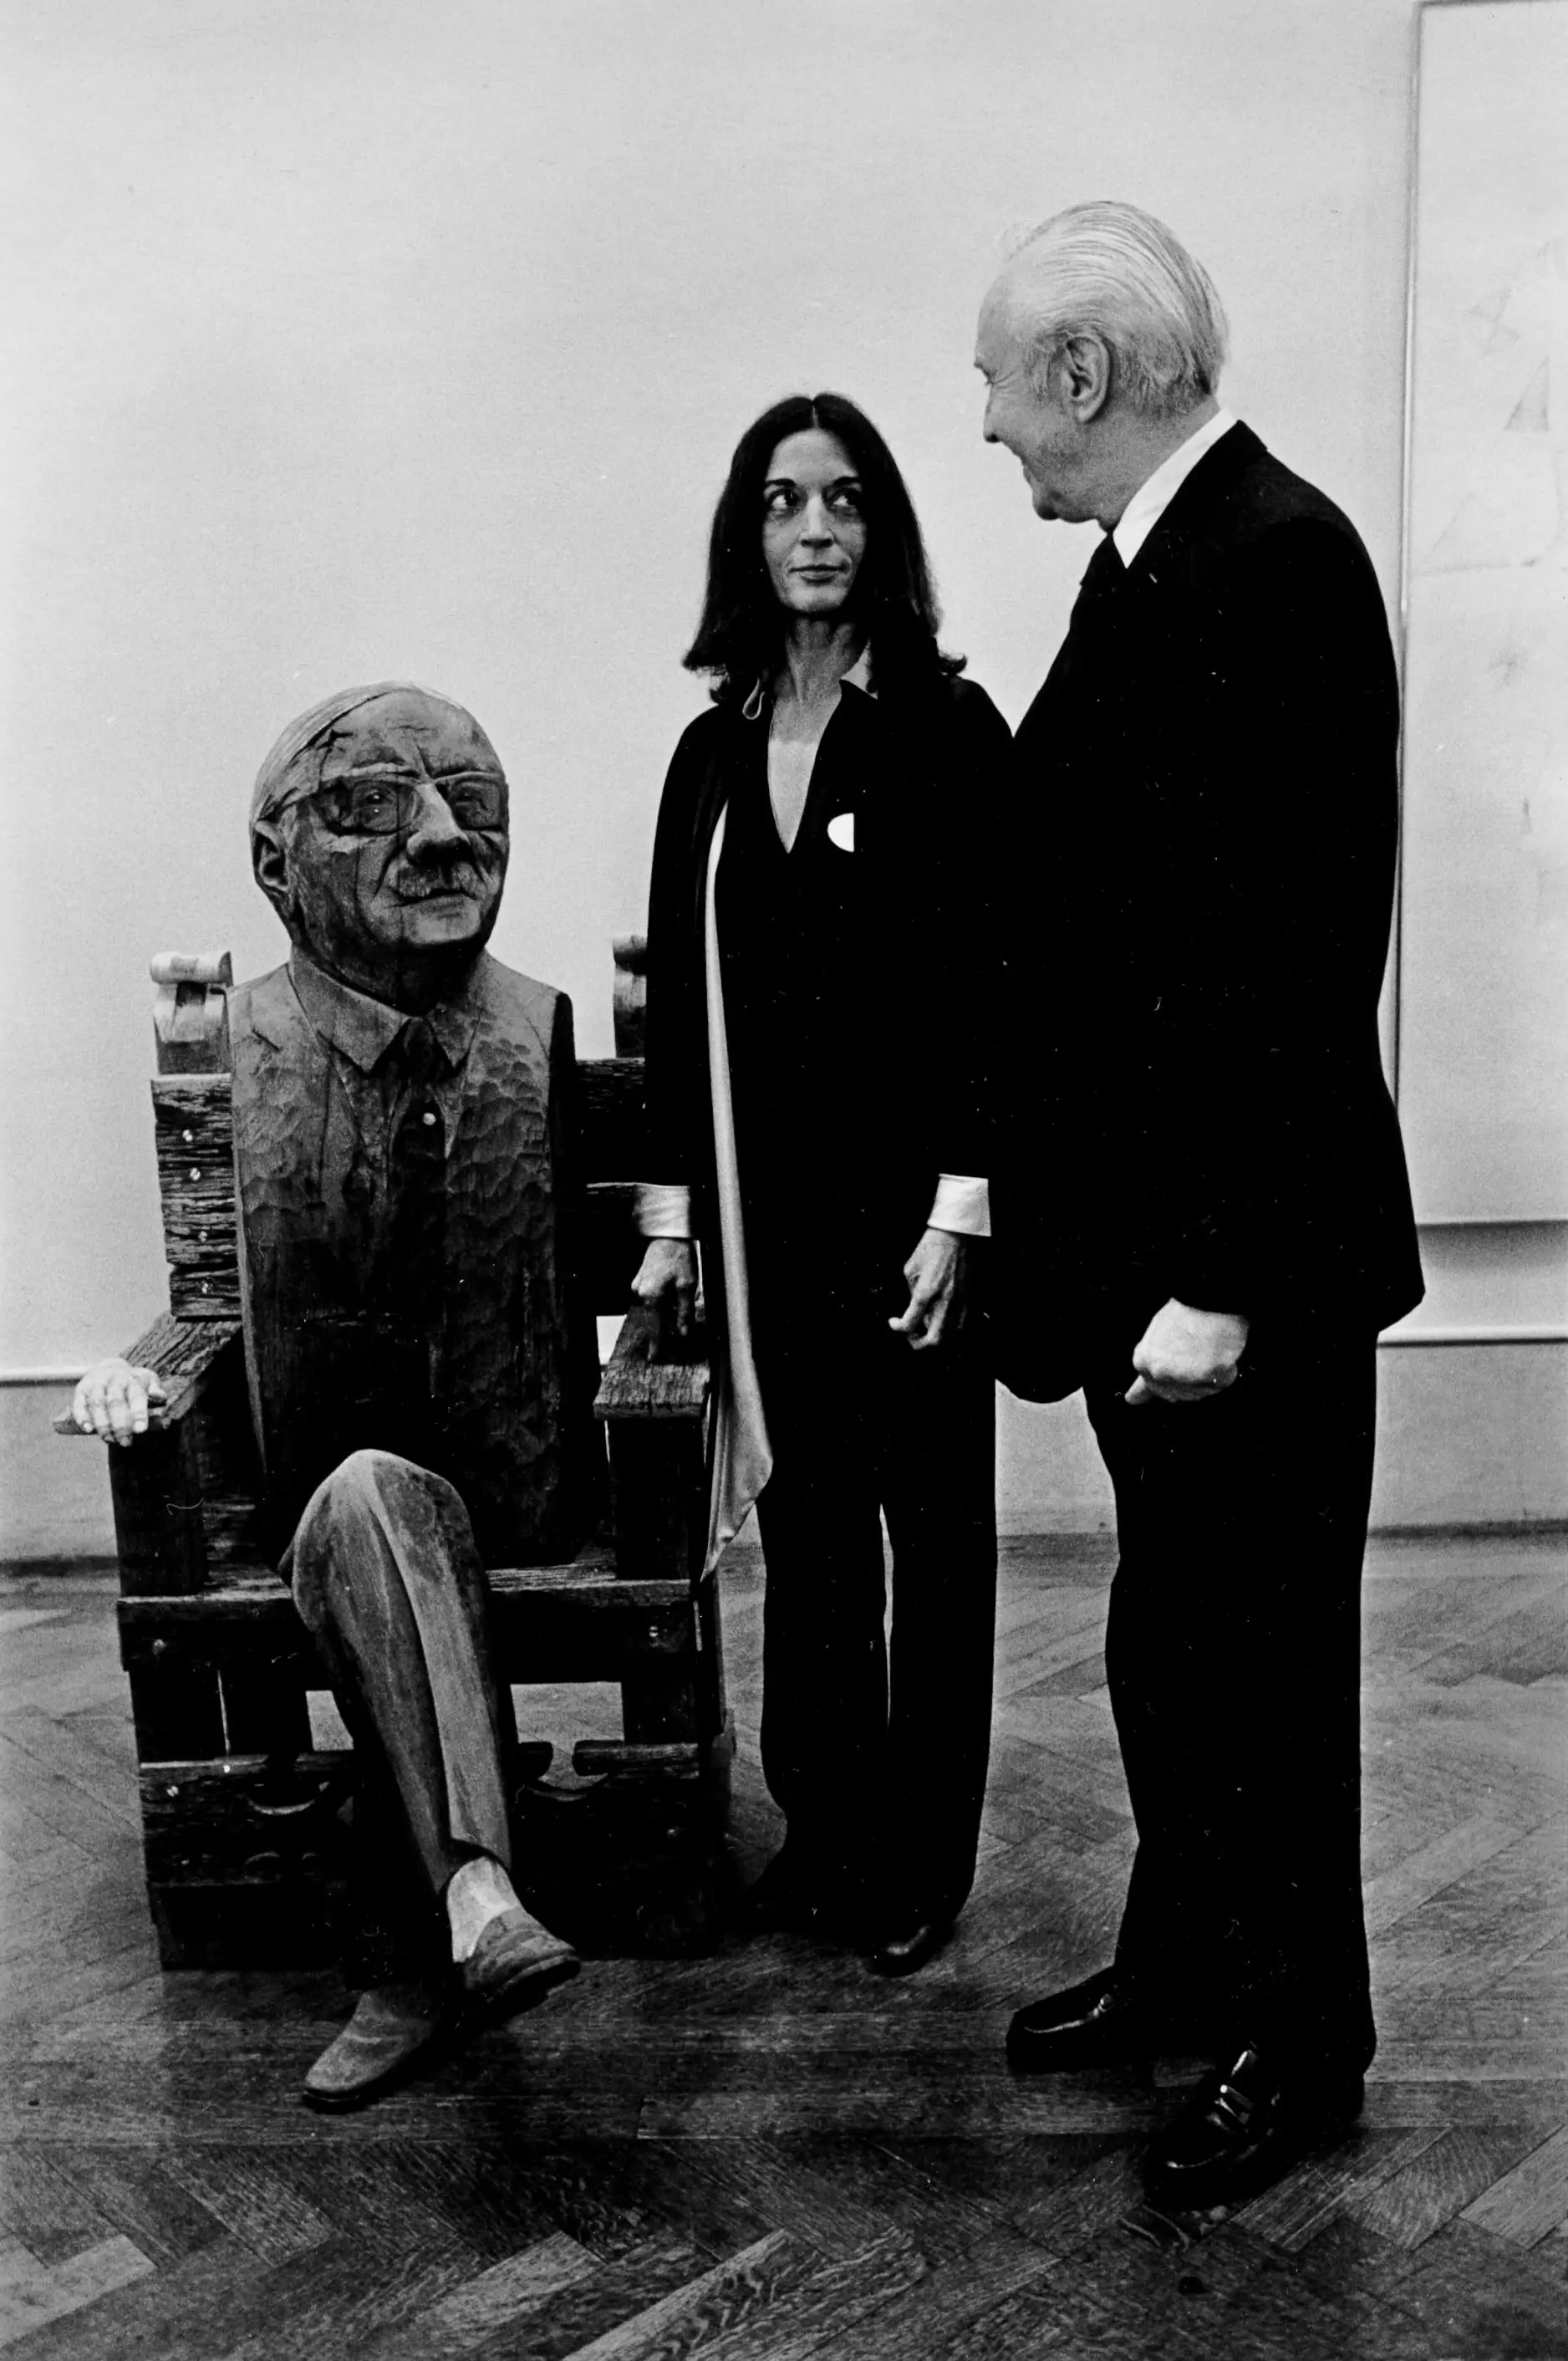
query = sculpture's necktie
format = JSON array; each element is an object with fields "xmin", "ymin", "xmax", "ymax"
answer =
[{"xmin": 387, "ymin": 1017, "xmax": 446, "ymax": 1360}]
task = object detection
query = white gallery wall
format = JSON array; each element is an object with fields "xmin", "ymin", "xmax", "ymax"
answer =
[{"xmin": 2, "ymin": 0, "xmax": 1562, "ymax": 1555}]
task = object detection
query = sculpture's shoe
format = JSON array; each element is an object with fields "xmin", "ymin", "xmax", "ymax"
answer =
[
  {"xmin": 302, "ymin": 1979, "xmax": 448, "ymax": 2113},
  {"xmin": 300, "ymin": 1917, "xmax": 578, "ymax": 2111},
  {"xmin": 459, "ymin": 1907, "xmax": 580, "ymax": 2024}
]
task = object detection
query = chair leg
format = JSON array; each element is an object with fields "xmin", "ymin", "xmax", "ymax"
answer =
[{"xmin": 605, "ymin": 1417, "xmax": 714, "ymax": 1743}]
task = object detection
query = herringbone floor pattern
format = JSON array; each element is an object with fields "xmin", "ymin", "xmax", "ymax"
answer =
[{"xmin": 1, "ymin": 1529, "xmax": 1564, "ymax": 2358}]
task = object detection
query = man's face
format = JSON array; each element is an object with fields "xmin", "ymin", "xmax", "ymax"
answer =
[
  {"xmin": 975, "ymin": 277, "xmax": 1094, "ymax": 524},
  {"xmin": 265, "ymin": 691, "xmax": 509, "ymax": 1000}
]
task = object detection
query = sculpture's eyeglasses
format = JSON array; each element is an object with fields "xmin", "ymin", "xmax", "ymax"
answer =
[{"xmin": 315, "ymin": 773, "xmax": 506, "ymax": 835}]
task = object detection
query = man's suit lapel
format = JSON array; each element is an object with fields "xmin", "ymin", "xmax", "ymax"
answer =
[
  {"xmin": 1045, "ymin": 423, "xmax": 1268, "ymax": 670},
  {"xmin": 1015, "ymin": 425, "xmax": 1273, "ymax": 859},
  {"xmin": 1120, "ymin": 421, "xmax": 1266, "ymax": 596},
  {"xmin": 1054, "ymin": 424, "xmax": 1270, "ymax": 703}
]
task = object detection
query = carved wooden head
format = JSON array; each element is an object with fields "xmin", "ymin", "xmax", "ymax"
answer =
[{"xmin": 250, "ymin": 686, "xmax": 510, "ymax": 1009}]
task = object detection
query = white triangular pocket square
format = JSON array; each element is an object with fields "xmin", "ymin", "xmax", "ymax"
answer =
[{"xmin": 827, "ymin": 812, "xmax": 855, "ymax": 852}]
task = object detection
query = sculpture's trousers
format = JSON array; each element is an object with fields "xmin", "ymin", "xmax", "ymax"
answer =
[
  {"xmin": 287, "ymin": 1450, "xmax": 515, "ymax": 1913},
  {"xmin": 1086, "ymin": 1329, "xmax": 1378, "ymax": 2074}
]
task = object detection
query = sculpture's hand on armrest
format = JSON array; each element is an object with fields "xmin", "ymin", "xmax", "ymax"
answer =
[
  {"xmin": 72, "ymin": 1359, "xmax": 168, "ymax": 1448},
  {"xmin": 630, "ymin": 1239, "xmax": 700, "ymax": 1350}
]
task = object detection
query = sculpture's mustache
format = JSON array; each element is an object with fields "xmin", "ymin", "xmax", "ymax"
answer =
[{"xmin": 395, "ymin": 859, "xmax": 483, "ymax": 900}]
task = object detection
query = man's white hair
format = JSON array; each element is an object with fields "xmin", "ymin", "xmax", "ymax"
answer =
[{"xmin": 1005, "ymin": 201, "xmax": 1229, "ymax": 420}]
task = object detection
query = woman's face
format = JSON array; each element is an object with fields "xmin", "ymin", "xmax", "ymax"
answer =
[{"xmin": 761, "ymin": 429, "xmax": 868, "ymax": 619}]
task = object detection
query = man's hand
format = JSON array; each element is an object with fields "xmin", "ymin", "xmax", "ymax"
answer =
[
  {"xmin": 888, "ymin": 1228, "xmax": 975, "ymax": 1352},
  {"xmin": 630, "ymin": 1238, "xmax": 699, "ymax": 1346},
  {"xmin": 72, "ymin": 1359, "xmax": 168, "ymax": 1447},
  {"xmin": 1125, "ymin": 1299, "xmax": 1248, "ymax": 1406}
]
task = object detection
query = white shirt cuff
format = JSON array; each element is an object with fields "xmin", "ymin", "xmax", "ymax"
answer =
[
  {"xmin": 635, "ymin": 1182, "xmax": 693, "ymax": 1240},
  {"xmin": 928, "ymin": 1174, "xmax": 990, "ymax": 1238}
]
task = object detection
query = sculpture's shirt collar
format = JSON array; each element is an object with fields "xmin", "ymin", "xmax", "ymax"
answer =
[{"xmin": 288, "ymin": 948, "xmax": 483, "ymax": 1073}]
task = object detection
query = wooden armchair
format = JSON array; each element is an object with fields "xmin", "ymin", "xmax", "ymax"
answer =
[{"xmin": 57, "ymin": 942, "xmax": 726, "ymax": 1968}]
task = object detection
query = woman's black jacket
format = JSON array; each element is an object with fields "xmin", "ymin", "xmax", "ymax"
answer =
[{"xmin": 641, "ymin": 673, "xmax": 1013, "ymax": 1313}]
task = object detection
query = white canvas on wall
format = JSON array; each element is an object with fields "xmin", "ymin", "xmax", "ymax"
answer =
[{"xmin": 1399, "ymin": 0, "xmax": 1568, "ymax": 1219}]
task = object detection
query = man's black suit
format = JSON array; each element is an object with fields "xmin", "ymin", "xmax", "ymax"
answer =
[{"xmin": 998, "ymin": 421, "xmax": 1422, "ymax": 2071}]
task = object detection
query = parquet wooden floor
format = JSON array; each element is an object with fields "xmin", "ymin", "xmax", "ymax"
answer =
[{"xmin": 1, "ymin": 1529, "xmax": 1564, "ymax": 2358}]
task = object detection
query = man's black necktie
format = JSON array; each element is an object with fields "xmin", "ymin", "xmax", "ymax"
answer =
[{"xmin": 1071, "ymin": 532, "xmax": 1126, "ymax": 630}]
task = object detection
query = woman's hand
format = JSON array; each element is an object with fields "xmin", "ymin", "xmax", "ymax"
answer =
[
  {"xmin": 630, "ymin": 1238, "xmax": 700, "ymax": 1346},
  {"xmin": 72, "ymin": 1359, "xmax": 168, "ymax": 1447},
  {"xmin": 888, "ymin": 1228, "xmax": 974, "ymax": 1352}
]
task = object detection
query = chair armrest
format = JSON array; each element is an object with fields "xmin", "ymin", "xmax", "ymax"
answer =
[
  {"xmin": 53, "ymin": 1312, "xmax": 243, "ymax": 1435},
  {"xmin": 593, "ymin": 1302, "xmax": 710, "ymax": 1422}
]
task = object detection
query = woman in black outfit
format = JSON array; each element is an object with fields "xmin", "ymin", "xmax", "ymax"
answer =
[{"xmin": 633, "ymin": 392, "xmax": 1009, "ymax": 1974}]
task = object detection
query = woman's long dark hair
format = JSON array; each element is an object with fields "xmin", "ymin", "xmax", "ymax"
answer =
[{"xmin": 684, "ymin": 391, "xmax": 964, "ymax": 704}]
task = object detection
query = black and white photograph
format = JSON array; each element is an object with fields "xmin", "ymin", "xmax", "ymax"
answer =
[{"xmin": 1, "ymin": 3, "xmax": 1565, "ymax": 2353}]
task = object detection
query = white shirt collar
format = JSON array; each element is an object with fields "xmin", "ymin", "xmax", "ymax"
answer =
[
  {"xmin": 746, "ymin": 642, "xmax": 873, "ymax": 720},
  {"xmin": 1111, "ymin": 406, "xmax": 1238, "ymax": 569}
]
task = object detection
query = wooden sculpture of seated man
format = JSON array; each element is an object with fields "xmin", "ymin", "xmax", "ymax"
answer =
[{"xmin": 73, "ymin": 682, "xmax": 604, "ymax": 2109}]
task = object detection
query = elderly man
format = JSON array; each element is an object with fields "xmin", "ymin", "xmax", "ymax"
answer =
[
  {"xmin": 978, "ymin": 206, "xmax": 1422, "ymax": 2206},
  {"xmin": 74, "ymin": 683, "xmax": 602, "ymax": 2109}
]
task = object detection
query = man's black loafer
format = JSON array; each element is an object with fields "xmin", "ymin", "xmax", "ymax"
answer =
[
  {"xmin": 1143, "ymin": 2042, "xmax": 1365, "ymax": 2210},
  {"xmin": 1005, "ymin": 1966, "xmax": 1154, "ymax": 2073}
]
